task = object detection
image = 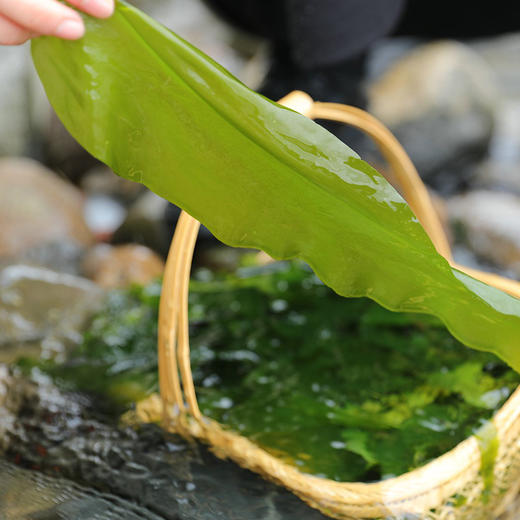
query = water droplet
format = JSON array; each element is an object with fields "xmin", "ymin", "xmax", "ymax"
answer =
[
  {"xmin": 288, "ymin": 312, "xmax": 306, "ymax": 325},
  {"xmin": 214, "ymin": 397, "xmax": 234, "ymax": 409},
  {"xmin": 202, "ymin": 374, "xmax": 220, "ymax": 388},
  {"xmin": 271, "ymin": 299, "xmax": 288, "ymax": 312},
  {"xmin": 319, "ymin": 328, "xmax": 332, "ymax": 340}
]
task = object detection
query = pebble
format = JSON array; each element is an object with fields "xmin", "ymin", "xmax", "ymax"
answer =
[
  {"xmin": 0, "ymin": 158, "xmax": 94, "ymax": 258},
  {"xmin": 82, "ymin": 244, "xmax": 165, "ymax": 288},
  {"xmin": 0, "ymin": 264, "xmax": 103, "ymax": 362},
  {"xmin": 447, "ymin": 190, "xmax": 520, "ymax": 276},
  {"xmin": 368, "ymin": 41, "xmax": 498, "ymax": 188}
]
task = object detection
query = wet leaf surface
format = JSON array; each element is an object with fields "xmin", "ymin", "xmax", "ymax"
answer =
[{"xmin": 31, "ymin": 0, "xmax": 520, "ymax": 371}]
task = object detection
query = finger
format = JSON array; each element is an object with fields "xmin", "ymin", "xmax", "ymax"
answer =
[
  {"xmin": 0, "ymin": 13, "xmax": 34, "ymax": 45},
  {"xmin": 0, "ymin": 0, "xmax": 84, "ymax": 39},
  {"xmin": 66, "ymin": 0, "xmax": 114, "ymax": 19}
]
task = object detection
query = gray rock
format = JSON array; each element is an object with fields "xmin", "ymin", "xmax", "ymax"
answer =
[
  {"xmin": 469, "ymin": 34, "xmax": 520, "ymax": 195},
  {"xmin": 0, "ymin": 240, "xmax": 86, "ymax": 276},
  {"xmin": 488, "ymin": 100, "xmax": 520, "ymax": 165},
  {"xmin": 368, "ymin": 41, "xmax": 498, "ymax": 185},
  {"xmin": 447, "ymin": 190, "xmax": 520, "ymax": 276},
  {"xmin": 473, "ymin": 160, "xmax": 520, "ymax": 196},
  {"xmin": 0, "ymin": 265, "xmax": 103, "ymax": 363},
  {"xmin": 471, "ymin": 33, "xmax": 520, "ymax": 101}
]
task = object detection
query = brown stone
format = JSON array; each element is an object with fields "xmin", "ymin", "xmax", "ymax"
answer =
[
  {"xmin": 82, "ymin": 244, "xmax": 164, "ymax": 288},
  {"xmin": 0, "ymin": 158, "xmax": 94, "ymax": 257}
]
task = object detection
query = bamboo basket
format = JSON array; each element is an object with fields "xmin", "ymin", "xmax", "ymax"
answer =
[{"xmin": 155, "ymin": 91, "xmax": 520, "ymax": 519}]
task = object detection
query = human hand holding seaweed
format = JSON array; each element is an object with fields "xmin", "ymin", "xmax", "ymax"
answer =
[{"xmin": 0, "ymin": 0, "xmax": 113, "ymax": 45}]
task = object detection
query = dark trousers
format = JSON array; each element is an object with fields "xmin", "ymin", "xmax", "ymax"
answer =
[
  {"xmin": 205, "ymin": 0, "xmax": 520, "ymax": 70},
  {"xmin": 204, "ymin": 0, "xmax": 405, "ymax": 69}
]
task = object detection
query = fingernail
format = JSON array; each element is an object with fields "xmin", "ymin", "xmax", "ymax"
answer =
[
  {"xmin": 90, "ymin": 0, "xmax": 114, "ymax": 18},
  {"xmin": 55, "ymin": 19, "xmax": 85, "ymax": 40}
]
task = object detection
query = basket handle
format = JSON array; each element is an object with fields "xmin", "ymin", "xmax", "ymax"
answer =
[{"xmin": 158, "ymin": 90, "xmax": 520, "ymax": 420}]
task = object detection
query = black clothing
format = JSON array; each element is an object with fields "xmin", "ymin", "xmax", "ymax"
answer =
[
  {"xmin": 395, "ymin": 1, "xmax": 520, "ymax": 39},
  {"xmin": 205, "ymin": 0, "xmax": 405, "ymax": 69}
]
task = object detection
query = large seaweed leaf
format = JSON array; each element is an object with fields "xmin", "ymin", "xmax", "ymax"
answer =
[{"xmin": 31, "ymin": 1, "xmax": 520, "ymax": 369}]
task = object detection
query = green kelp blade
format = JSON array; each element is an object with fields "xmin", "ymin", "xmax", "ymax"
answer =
[{"xmin": 31, "ymin": 1, "xmax": 520, "ymax": 369}]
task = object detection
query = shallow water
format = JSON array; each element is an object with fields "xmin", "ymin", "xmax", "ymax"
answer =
[
  {"xmin": 0, "ymin": 372, "xmax": 326, "ymax": 520},
  {"xmin": 24, "ymin": 260, "xmax": 519, "ymax": 483}
]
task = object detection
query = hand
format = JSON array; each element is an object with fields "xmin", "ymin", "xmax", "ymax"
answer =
[{"xmin": 0, "ymin": 0, "xmax": 114, "ymax": 46}]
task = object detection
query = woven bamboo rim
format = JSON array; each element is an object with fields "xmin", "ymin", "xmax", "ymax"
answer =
[{"xmin": 156, "ymin": 91, "xmax": 520, "ymax": 519}]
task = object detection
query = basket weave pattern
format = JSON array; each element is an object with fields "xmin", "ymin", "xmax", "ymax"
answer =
[{"xmin": 156, "ymin": 92, "xmax": 520, "ymax": 519}]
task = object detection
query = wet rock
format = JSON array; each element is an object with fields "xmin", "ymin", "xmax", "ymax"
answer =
[
  {"xmin": 112, "ymin": 191, "xmax": 171, "ymax": 256},
  {"xmin": 0, "ymin": 367, "xmax": 21, "ymax": 453},
  {"xmin": 0, "ymin": 158, "xmax": 94, "ymax": 258},
  {"xmin": 0, "ymin": 265, "xmax": 103, "ymax": 362},
  {"xmin": 0, "ymin": 460, "xmax": 162, "ymax": 520},
  {"xmin": 447, "ymin": 191, "xmax": 520, "ymax": 276},
  {"xmin": 368, "ymin": 41, "xmax": 498, "ymax": 188},
  {"xmin": 82, "ymin": 244, "xmax": 165, "ymax": 288},
  {"xmin": 1, "ymin": 373, "xmax": 326, "ymax": 520}
]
